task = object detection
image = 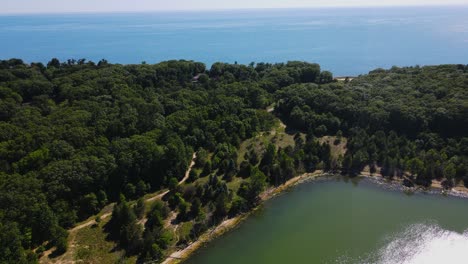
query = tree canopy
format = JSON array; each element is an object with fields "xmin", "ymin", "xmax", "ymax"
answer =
[
  {"xmin": 0, "ymin": 59, "xmax": 333, "ymax": 262},
  {"xmin": 0, "ymin": 58, "xmax": 466, "ymax": 263}
]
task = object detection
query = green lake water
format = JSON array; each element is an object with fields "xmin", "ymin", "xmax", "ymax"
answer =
[{"xmin": 185, "ymin": 177, "xmax": 468, "ymax": 264}]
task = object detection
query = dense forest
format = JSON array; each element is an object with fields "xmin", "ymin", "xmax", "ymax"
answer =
[
  {"xmin": 275, "ymin": 65, "xmax": 468, "ymax": 187},
  {"xmin": 0, "ymin": 59, "xmax": 466, "ymax": 263}
]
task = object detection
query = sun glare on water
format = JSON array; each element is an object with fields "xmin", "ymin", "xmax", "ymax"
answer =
[{"xmin": 375, "ymin": 223, "xmax": 468, "ymax": 264}]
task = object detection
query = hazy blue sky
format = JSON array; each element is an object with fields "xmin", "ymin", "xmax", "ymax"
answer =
[{"xmin": 2, "ymin": 0, "xmax": 467, "ymax": 14}]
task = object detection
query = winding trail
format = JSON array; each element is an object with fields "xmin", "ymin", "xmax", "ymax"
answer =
[
  {"xmin": 147, "ymin": 152, "xmax": 197, "ymax": 203},
  {"xmin": 70, "ymin": 212, "xmax": 112, "ymax": 232},
  {"xmin": 40, "ymin": 152, "xmax": 197, "ymax": 264},
  {"xmin": 73, "ymin": 152, "xmax": 196, "ymax": 232}
]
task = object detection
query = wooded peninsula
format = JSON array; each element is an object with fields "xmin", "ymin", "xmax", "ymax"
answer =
[{"xmin": 0, "ymin": 59, "xmax": 466, "ymax": 263}]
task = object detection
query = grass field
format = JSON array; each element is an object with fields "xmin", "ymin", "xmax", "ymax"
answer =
[
  {"xmin": 72, "ymin": 219, "xmax": 131, "ymax": 264},
  {"xmin": 237, "ymin": 118, "xmax": 300, "ymax": 166},
  {"xmin": 318, "ymin": 135, "xmax": 347, "ymax": 160}
]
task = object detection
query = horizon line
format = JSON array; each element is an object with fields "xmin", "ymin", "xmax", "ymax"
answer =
[{"xmin": 1, "ymin": 3, "xmax": 467, "ymax": 16}]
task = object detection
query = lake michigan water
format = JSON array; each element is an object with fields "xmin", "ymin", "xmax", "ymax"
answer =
[
  {"xmin": 1, "ymin": 6, "xmax": 468, "ymax": 264},
  {"xmin": 1, "ymin": 6, "xmax": 467, "ymax": 76}
]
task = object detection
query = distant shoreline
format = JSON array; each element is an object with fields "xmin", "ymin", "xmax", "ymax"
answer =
[{"xmin": 2, "ymin": 4, "xmax": 467, "ymax": 16}]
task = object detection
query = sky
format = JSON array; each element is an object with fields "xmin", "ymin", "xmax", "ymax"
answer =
[{"xmin": 2, "ymin": 0, "xmax": 468, "ymax": 14}]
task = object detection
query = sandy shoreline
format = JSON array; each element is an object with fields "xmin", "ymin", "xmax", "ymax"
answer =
[{"xmin": 162, "ymin": 171, "xmax": 468, "ymax": 264}]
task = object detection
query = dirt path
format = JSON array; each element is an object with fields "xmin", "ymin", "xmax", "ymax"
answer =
[
  {"xmin": 267, "ymin": 105, "xmax": 286, "ymax": 129},
  {"xmin": 72, "ymin": 152, "xmax": 196, "ymax": 233},
  {"xmin": 70, "ymin": 212, "xmax": 112, "ymax": 232},
  {"xmin": 146, "ymin": 152, "xmax": 197, "ymax": 203},
  {"xmin": 40, "ymin": 152, "xmax": 197, "ymax": 264}
]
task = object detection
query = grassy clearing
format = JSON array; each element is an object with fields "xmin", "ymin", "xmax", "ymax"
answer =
[
  {"xmin": 319, "ymin": 136, "xmax": 347, "ymax": 160},
  {"xmin": 271, "ymin": 130, "xmax": 296, "ymax": 149},
  {"xmin": 177, "ymin": 222, "xmax": 194, "ymax": 244},
  {"xmin": 72, "ymin": 219, "xmax": 130, "ymax": 264},
  {"xmin": 237, "ymin": 119, "xmax": 299, "ymax": 165},
  {"xmin": 188, "ymin": 174, "xmax": 210, "ymax": 187},
  {"xmin": 226, "ymin": 176, "xmax": 244, "ymax": 193}
]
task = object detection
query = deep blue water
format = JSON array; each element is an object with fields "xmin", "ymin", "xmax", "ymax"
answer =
[{"xmin": 1, "ymin": 6, "xmax": 467, "ymax": 76}]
